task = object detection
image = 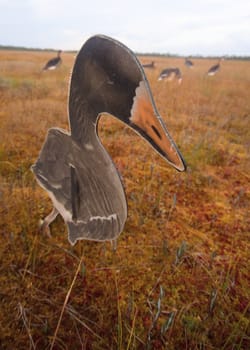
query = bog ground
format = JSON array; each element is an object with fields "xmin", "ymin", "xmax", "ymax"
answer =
[{"xmin": 0, "ymin": 50, "xmax": 249, "ymax": 349}]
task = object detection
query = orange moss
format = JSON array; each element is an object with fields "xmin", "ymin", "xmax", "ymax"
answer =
[{"xmin": 0, "ymin": 50, "xmax": 249, "ymax": 349}]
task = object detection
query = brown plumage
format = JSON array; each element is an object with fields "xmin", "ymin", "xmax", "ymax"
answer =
[{"xmin": 32, "ymin": 35, "xmax": 186, "ymax": 245}]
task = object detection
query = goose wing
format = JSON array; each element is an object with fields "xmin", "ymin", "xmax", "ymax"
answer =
[{"xmin": 32, "ymin": 128, "xmax": 127, "ymax": 245}]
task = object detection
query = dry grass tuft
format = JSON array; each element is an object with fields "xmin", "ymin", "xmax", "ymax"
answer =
[{"xmin": 0, "ymin": 51, "xmax": 249, "ymax": 349}]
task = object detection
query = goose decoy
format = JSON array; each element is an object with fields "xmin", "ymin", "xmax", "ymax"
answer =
[
  {"xmin": 32, "ymin": 35, "xmax": 186, "ymax": 246},
  {"xmin": 158, "ymin": 67, "xmax": 182, "ymax": 84},
  {"xmin": 185, "ymin": 58, "xmax": 194, "ymax": 68},
  {"xmin": 142, "ymin": 61, "xmax": 155, "ymax": 68},
  {"xmin": 207, "ymin": 58, "xmax": 222, "ymax": 76},
  {"xmin": 42, "ymin": 50, "xmax": 62, "ymax": 71}
]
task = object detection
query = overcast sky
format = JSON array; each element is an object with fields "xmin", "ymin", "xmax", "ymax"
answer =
[{"xmin": 1, "ymin": 0, "xmax": 250, "ymax": 56}]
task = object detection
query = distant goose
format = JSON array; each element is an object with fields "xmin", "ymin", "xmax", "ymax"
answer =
[
  {"xmin": 32, "ymin": 35, "xmax": 186, "ymax": 246},
  {"xmin": 207, "ymin": 58, "xmax": 222, "ymax": 76},
  {"xmin": 142, "ymin": 61, "xmax": 155, "ymax": 68},
  {"xmin": 42, "ymin": 50, "xmax": 62, "ymax": 71},
  {"xmin": 158, "ymin": 67, "xmax": 182, "ymax": 84},
  {"xmin": 185, "ymin": 58, "xmax": 194, "ymax": 68}
]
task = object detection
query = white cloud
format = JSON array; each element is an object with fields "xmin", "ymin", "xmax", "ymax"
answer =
[
  {"xmin": 28, "ymin": 0, "xmax": 71, "ymax": 19},
  {"xmin": 0, "ymin": 0, "xmax": 249, "ymax": 55}
]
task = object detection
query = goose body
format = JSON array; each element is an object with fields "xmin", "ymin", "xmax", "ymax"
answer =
[
  {"xmin": 207, "ymin": 59, "xmax": 222, "ymax": 76},
  {"xmin": 32, "ymin": 35, "xmax": 186, "ymax": 245},
  {"xmin": 185, "ymin": 58, "xmax": 194, "ymax": 68},
  {"xmin": 142, "ymin": 61, "xmax": 155, "ymax": 68},
  {"xmin": 158, "ymin": 67, "xmax": 182, "ymax": 84},
  {"xmin": 42, "ymin": 50, "xmax": 62, "ymax": 71}
]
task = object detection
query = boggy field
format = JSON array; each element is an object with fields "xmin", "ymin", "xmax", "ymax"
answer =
[{"xmin": 0, "ymin": 49, "xmax": 249, "ymax": 349}]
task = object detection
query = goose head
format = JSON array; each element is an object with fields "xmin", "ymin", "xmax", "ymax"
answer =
[{"xmin": 69, "ymin": 35, "xmax": 186, "ymax": 172}]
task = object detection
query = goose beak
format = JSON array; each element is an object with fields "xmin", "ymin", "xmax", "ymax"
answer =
[{"xmin": 129, "ymin": 81, "xmax": 186, "ymax": 172}]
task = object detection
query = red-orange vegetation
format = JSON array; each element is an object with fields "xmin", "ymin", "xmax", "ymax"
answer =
[{"xmin": 0, "ymin": 50, "xmax": 249, "ymax": 349}]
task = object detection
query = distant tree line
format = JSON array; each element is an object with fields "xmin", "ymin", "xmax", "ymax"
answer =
[
  {"xmin": 136, "ymin": 52, "xmax": 250, "ymax": 60},
  {"xmin": 0, "ymin": 45, "xmax": 77, "ymax": 54},
  {"xmin": 0, "ymin": 45, "xmax": 249, "ymax": 60}
]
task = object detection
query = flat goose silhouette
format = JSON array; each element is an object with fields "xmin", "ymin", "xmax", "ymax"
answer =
[
  {"xmin": 32, "ymin": 35, "xmax": 186, "ymax": 245},
  {"xmin": 42, "ymin": 50, "xmax": 62, "ymax": 71},
  {"xmin": 185, "ymin": 58, "xmax": 194, "ymax": 68},
  {"xmin": 158, "ymin": 67, "xmax": 182, "ymax": 84},
  {"xmin": 207, "ymin": 59, "xmax": 222, "ymax": 76}
]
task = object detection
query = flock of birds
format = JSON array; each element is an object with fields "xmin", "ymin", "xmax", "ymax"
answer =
[
  {"xmin": 142, "ymin": 57, "xmax": 222, "ymax": 83},
  {"xmin": 36, "ymin": 35, "xmax": 222, "ymax": 246},
  {"xmin": 43, "ymin": 50, "xmax": 222, "ymax": 83}
]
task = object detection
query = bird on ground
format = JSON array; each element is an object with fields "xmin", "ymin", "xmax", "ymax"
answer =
[
  {"xmin": 158, "ymin": 67, "xmax": 182, "ymax": 84},
  {"xmin": 142, "ymin": 61, "xmax": 155, "ymax": 68},
  {"xmin": 42, "ymin": 50, "xmax": 62, "ymax": 71},
  {"xmin": 32, "ymin": 35, "xmax": 186, "ymax": 246},
  {"xmin": 185, "ymin": 58, "xmax": 194, "ymax": 68},
  {"xmin": 207, "ymin": 58, "xmax": 222, "ymax": 76}
]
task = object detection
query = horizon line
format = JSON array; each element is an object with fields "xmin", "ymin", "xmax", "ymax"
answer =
[{"xmin": 0, "ymin": 44, "xmax": 249, "ymax": 60}]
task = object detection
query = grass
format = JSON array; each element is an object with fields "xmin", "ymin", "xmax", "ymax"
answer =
[{"xmin": 0, "ymin": 50, "xmax": 249, "ymax": 349}]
